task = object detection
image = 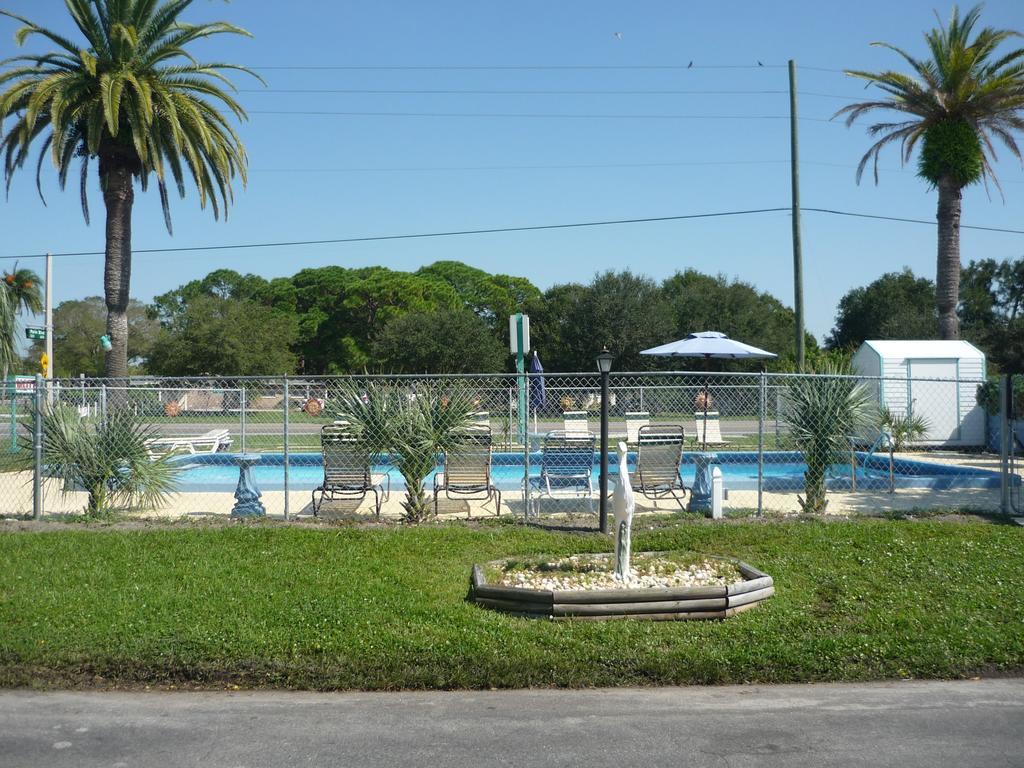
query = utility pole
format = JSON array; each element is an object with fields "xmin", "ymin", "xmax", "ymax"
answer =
[{"xmin": 788, "ymin": 59, "xmax": 805, "ymax": 370}]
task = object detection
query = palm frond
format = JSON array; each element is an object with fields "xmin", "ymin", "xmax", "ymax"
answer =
[
  {"xmin": 840, "ymin": 4, "xmax": 1024, "ymax": 187},
  {"xmin": 0, "ymin": 0, "xmax": 256, "ymax": 232}
]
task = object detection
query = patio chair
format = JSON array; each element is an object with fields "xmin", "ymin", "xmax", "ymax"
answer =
[
  {"xmin": 563, "ymin": 410, "xmax": 590, "ymax": 435},
  {"xmin": 634, "ymin": 424, "xmax": 688, "ymax": 510},
  {"xmin": 433, "ymin": 427, "xmax": 502, "ymax": 517},
  {"xmin": 145, "ymin": 428, "xmax": 233, "ymax": 459},
  {"xmin": 311, "ymin": 425, "xmax": 390, "ymax": 518},
  {"xmin": 528, "ymin": 430, "xmax": 597, "ymax": 515},
  {"xmin": 692, "ymin": 411, "xmax": 730, "ymax": 449},
  {"xmin": 470, "ymin": 411, "xmax": 490, "ymax": 430},
  {"xmin": 625, "ymin": 411, "xmax": 650, "ymax": 443}
]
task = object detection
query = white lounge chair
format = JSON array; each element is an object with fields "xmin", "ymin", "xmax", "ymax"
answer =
[
  {"xmin": 563, "ymin": 410, "xmax": 590, "ymax": 435},
  {"xmin": 146, "ymin": 429, "xmax": 233, "ymax": 458},
  {"xmin": 692, "ymin": 411, "xmax": 730, "ymax": 449},
  {"xmin": 471, "ymin": 410, "xmax": 490, "ymax": 430},
  {"xmin": 625, "ymin": 411, "xmax": 650, "ymax": 443}
]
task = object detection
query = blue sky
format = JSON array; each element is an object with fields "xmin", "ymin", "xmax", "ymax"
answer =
[{"xmin": 1, "ymin": 0, "xmax": 1022, "ymax": 345}]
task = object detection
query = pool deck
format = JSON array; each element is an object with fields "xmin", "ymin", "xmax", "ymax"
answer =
[{"xmin": 3, "ymin": 450, "xmax": 1020, "ymax": 520}]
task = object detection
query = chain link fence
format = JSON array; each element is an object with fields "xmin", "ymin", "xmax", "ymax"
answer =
[{"xmin": 2, "ymin": 371, "xmax": 1020, "ymax": 522}]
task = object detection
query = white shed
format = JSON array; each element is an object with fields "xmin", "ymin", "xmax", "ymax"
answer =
[{"xmin": 852, "ymin": 340, "xmax": 987, "ymax": 447}]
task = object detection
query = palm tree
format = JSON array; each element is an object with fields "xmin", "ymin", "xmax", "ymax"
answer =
[
  {"xmin": 41, "ymin": 404, "xmax": 179, "ymax": 515},
  {"xmin": 836, "ymin": 5, "xmax": 1024, "ymax": 340},
  {"xmin": 0, "ymin": 0, "xmax": 257, "ymax": 377},
  {"xmin": 333, "ymin": 380, "xmax": 477, "ymax": 522},
  {"xmin": 783, "ymin": 363, "xmax": 878, "ymax": 514},
  {"xmin": 0, "ymin": 265, "xmax": 42, "ymax": 380},
  {"xmin": 0, "ymin": 276, "xmax": 14, "ymax": 378}
]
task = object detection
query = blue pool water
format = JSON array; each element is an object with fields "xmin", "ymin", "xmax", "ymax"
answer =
[{"xmin": 169, "ymin": 451, "xmax": 1005, "ymax": 492}]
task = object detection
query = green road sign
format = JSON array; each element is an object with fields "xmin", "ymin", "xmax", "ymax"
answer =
[{"xmin": 25, "ymin": 327, "xmax": 46, "ymax": 341}]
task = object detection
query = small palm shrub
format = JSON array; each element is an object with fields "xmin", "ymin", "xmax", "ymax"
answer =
[
  {"xmin": 879, "ymin": 407, "xmax": 930, "ymax": 451},
  {"xmin": 783, "ymin": 365, "xmax": 878, "ymax": 514},
  {"xmin": 333, "ymin": 381, "xmax": 476, "ymax": 522},
  {"xmin": 42, "ymin": 406, "xmax": 178, "ymax": 516}
]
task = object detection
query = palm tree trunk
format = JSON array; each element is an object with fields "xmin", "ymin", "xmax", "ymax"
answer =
[
  {"xmin": 936, "ymin": 176, "xmax": 962, "ymax": 340},
  {"xmin": 101, "ymin": 157, "xmax": 134, "ymax": 379}
]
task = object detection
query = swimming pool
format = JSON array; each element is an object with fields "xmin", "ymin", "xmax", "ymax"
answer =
[{"xmin": 168, "ymin": 451, "xmax": 1006, "ymax": 493}]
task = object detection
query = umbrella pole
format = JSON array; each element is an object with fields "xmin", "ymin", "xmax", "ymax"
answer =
[
  {"xmin": 702, "ymin": 356, "xmax": 711, "ymax": 451},
  {"xmin": 702, "ymin": 396, "xmax": 709, "ymax": 451}
]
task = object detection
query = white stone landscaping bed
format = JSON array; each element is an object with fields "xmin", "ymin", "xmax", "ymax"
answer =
[{"xmin": 497, "ymin": 553, "xmax": 743, "ymax": 591}]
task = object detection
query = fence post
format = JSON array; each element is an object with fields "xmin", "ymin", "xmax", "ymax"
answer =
[
  {"xmin": 283, "ymin": 376, "xmax": 290, "ymax": 521},
  {"xmin": 32, "ymin": 374, "xmax": 43, "ymax": 520},
  {"xmin": 774, "ymin": 388, "xmax": 781, "ymax": 449},
  {"xmin": 240, "ymin": 384, "xmax": 247, "ymax": 454},
  {"xmin": 1000, "ymin": 374, "xmax": 1010, "ymax": 515},
  {"xmin": 523, "ymin": 414, "xmax": 531, "ymax": 522},
  {"xmin": 100, "ymin": 383, "xmax": 107, "ymax": 425},
  {"xmin": 508, "ymin": 385, "xmax": 514, "ymax": 452},
  {"xmin": 757, "ymin": 371, "xmax": 766, "ymax": 517}
]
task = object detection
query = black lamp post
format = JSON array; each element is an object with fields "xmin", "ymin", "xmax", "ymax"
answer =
[{"xmin": 596, "ymin": 347, "xmax": 613, "ymax": 534}]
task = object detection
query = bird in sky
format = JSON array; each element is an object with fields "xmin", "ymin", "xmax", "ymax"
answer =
[
  {"xmin": 687, "ymin": 61, "xmax": 693, "ymax": 68},
  {"xmin": 757, "ymin": 60, "xmax": 764, "ymax": 66},
  {"xmin": 613, "ymin": 31, "xmax": 623, "ymax": 40}
]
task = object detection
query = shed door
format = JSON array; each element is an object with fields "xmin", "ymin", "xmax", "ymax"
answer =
[{"xmin": 907, "ymin": 359, "xmax": 959, "ymax": 442}]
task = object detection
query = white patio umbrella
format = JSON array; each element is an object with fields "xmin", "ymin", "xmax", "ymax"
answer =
[{"xmin": 641, "ymin": 331, "xmax": 777, "ymax": 449}]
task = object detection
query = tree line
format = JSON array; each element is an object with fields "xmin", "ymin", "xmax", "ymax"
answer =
[
  {"xmin": 20, "ymin": 252, "xmax": 1022, "ymax": 379},
  {"xmin": 26, "ymin": 260, "xmax": 813, "ymax": 377},
  {"xmin": 827, "ymin": 257, "xmax": 1024, "ymax": 373}
]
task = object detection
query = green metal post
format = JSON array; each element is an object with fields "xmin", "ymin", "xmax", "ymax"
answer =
[
  {"xmin": 32, "ymin": 375, "xmax": 43, "ymax": 520},
  {"xmin": 516, "ymin": 315, "xmax": 527, "ymax": 445}
]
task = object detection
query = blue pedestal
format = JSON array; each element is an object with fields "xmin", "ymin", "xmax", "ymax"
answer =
[
  {"xmin": 688, "ymin": 453, "xmax": 718, "ymax": 513},
  {"xmin": 231, "ymin": 453, "xmax": 266, "ymax": 519}
]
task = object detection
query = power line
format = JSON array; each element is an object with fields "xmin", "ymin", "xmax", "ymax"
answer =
[
  {"xmin": 1, "ymin": 209, "xmax": 792, "ymax": 259},
  {"xmin": 252, "ymin": 160, "xmax": 793, "ymax": 173},
  {"xmin": 250, "ymin": 63, "xmax": 791, "ymax": 71},
  {"xmin": 240, "ymin": 87, "xmax": 860, "ymax": 100},
  {"xmin": 249, "ymin": 109, "xmax": 836, "ymax": 121},
  {"xmin": 3, "ymin": 205, "xmax": 1022, "ymax": 262},
  {"xmin": 247, "ymin": 159, "xmax": 1021, "ymax": 183},
  {"xmin": 804, "ymin": 207, "xmax": 1024, "ymax": 233}
]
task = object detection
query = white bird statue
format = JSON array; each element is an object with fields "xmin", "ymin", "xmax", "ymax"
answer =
[{"xmin": 612, "ymin": 440, "xmax": 635, "ymax": 582}]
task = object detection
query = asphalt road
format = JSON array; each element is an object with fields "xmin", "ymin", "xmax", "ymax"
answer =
[{"xmin": 2, "ymin": 680, "xmax": 1022, "ymax": 767}]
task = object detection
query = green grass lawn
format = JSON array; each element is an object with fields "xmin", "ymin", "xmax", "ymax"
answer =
[{"xmin": 1, "ymin": 518, "xmax": 1022, "ymax": 690}]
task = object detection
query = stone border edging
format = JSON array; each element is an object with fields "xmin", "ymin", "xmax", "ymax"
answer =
[{"xmin": 470, "ymin": 556, "xmax": 774, "ymax": 620}]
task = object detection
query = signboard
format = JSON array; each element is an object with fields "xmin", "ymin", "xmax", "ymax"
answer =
[
  {"xmin": 25, "ymin": 327, "xmax": 46, "ymax": 341},
  {"xmin": 13, "ymin": 376, "xmax": 35, "ymax": 393},
  {"xmin": 508, "ymin": 313, "xmax": 530, "ymax": 355}
]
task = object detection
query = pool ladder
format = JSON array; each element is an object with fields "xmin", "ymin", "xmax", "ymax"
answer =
[{"xmin": 850, "ymin": 431, "xmax": 895, "ymax": 494}]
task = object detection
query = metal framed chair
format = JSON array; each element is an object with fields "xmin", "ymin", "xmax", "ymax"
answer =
[
  {"xmin": 528, "ymin": 430, "xmax": 597, "ymax": 515},
  {"xmin": 433, "ymin": 427, "xmax": 501, "ymax": 517},
  {"xmin": 312, "ymin": 425, "xmax": 390, "ymax": 518},
  {"xmin": 635, "ymin": 424, "xmax": 688, "ymax": 510}
]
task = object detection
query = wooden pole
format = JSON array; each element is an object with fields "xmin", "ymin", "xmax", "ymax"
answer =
[{"xmin": 789, "ymin": 60, "xmax": 805, "ymax": 370}]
